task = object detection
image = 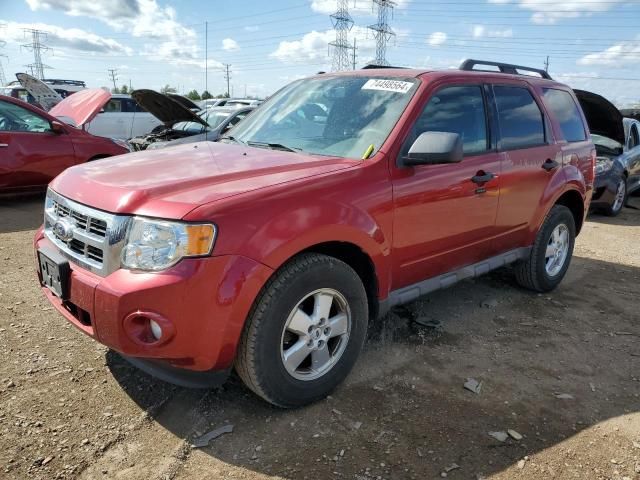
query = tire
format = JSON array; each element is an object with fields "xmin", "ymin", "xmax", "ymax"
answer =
[
  {"xmin": 515, "ymin": 205, "xmax": 576, "ymax": 292},
  {"xmin": 235, "ymin": 253, "xmax": 368, "ymax": 408},
  {"xmin": 603, "ymin": 176, "xmax": 627, "ymax": 217}
]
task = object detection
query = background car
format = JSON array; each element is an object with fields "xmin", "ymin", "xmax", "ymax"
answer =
[
  {"xmin": 577, "ymin": 90, "xmax": 640, "ymax": 216},
  {"xmin": 0, "ymin": 92, "xmax": 129, "ymax": 195},
  {"xmin": 84, "ymin": 94, "xmax": 162, "ymax": 140},
  {"xmin": 146, "ymin": 106, "xmax": 254, "ymax": 150}
]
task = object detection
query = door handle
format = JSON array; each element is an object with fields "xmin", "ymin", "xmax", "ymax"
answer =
[
  {"xmin": 0, "ymin": 143, "xmax": 8, "ymax": 148},
  {"xmin": 542, "ymin": 159, "xmax": 559, "ymax": 171},
  {"xmin": 471, "ymin": 172, "xmax": 495, "ymax": 184}
]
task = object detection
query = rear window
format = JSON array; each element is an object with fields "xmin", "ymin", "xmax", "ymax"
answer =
[
  {"xmin": 494, "ymin": 86, "xmax": 545, "ymax": 150},
  {"xmin": 542, "ymin": 88, "xmax": 587, "ymax": 143}
]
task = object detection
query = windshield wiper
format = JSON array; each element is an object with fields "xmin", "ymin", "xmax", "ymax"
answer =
[
  {"xmin": 246, "ymin": 141, "xmax": 300, "ymax": 152},
  {"xmin": 220, "ymin": 135, "xmax": 246, "ymax": 145}
]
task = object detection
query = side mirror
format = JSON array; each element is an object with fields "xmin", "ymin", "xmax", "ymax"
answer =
[
  {"xmin": 50, "ymin": 120, "xmax": 67, "ymax": 135},
  {"xmin": 402, "ymin": 131, "xmax": 463, "ymax": 166}
]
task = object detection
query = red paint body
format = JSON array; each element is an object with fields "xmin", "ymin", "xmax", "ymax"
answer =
[
  {"xmin": 34, "ymin": 69, "xmax": 594, "ymax": 373},
  {"xmin": 1, "ymin": 95, "xmax": 127, "ymax": 195}
]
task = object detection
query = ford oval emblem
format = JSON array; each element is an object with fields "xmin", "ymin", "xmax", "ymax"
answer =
[{"xmin": 53, "ymin": 218, "xmax": 75, "ymax": 242}]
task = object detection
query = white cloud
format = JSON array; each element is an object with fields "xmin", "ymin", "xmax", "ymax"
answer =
[
  {"xmin": 427, "ymin": 32, "xmax": 447, "ymax": 47},
  {"xmin": 25, "ymin": 0, "xmax": 202, "ymax": 65},
  {"xmin": 1, "ymin": 20, "xmax": 132, "ymax": 55},
  {"xmin": 578, "ymin": 39, "xmax": 640, "ymax": 67},
  {"xmin": 222, "ymin": 38, "xmax": 240, "ymax": 51},
  {"xmin": 472, "ymin": 25, "xmax": 513, "ymax": 38},
  {"xmin": 270, "ymin": 26, "xmax": 377, "ymax": 65},
  {"xmin": 487, "ymin": 0, "xmax": 637, "ymax": 24},
  {"xmin": 310, "ymin": 0, "xmax": 410, "ymax": 15}
]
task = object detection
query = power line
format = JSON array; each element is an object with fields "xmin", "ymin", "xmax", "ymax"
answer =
[
  {"xmin": 223, "ymin": 63, "xmax": 231, "ymax": 97},
  {"xmin": 21, "ymin": 28, "xmax": 51, "ymax": 80},
  {"xmin": 329, "ymin": 0, "xmax": 354, "ymax": 72},
  {"xmin": 369, "ymin": 0, "xmax": 396, "ymax": 66},
  {"xmin": 108, "ymin": 68, "xmax": 118, "ymax": 91}
]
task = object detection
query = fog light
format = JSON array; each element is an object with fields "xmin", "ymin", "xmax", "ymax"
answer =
[{"xmin": 149, "ymin": 319, "xmax": 162, "ymax": 340}]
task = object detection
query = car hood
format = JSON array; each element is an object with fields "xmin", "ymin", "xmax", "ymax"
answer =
[
  {"xmin": 15, "ymin": 72, "xmax": 63, "ymax": 111},
  {"xmin": 574, "ymin": 89, "xmax": 625, "ymax": 145},
  {"xmin": 50, "ymin": 142, "xmax": 357, "ymax": 219},
  {"xmin": 49, "ymin": 88, "xmax": 111, "ymax": 127},
  {"xmin": 131, "ymin": 89, "xmax": 208, "ymax": 127},
  {"xmin": 167, "ymin": 93, "xmax": 200, "ymax": 111}
]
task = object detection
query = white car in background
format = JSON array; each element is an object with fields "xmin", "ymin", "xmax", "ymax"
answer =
[{"xmin": 84, "ymin": 94, "xmax": 163, "ymax": 140}]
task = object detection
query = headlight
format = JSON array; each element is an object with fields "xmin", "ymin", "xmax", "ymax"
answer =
[
  {"xmin": 146, "ymin": 141, "xmax": 168, "ymax": 150},
  {"xmin": 595, "ymin": 157, "xmax": 613, "ymax": 175},
  {"xmin": 110, "ymin": 137, "xmax": 132, "ymax": 152},
  {"xmin": 121, "ymin": 217, "xmax": 216, "ymax": 271}
]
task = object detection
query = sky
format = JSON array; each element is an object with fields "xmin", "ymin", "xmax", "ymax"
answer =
[{"xmin": 0, "ymin": 0, "xmax": 639, "ymax": 106}]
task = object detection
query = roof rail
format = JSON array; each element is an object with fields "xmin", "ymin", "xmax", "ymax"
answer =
[
  {"xmin": 459, "ymin": 59, "xmax": 552, "ymax": 80},
  {"xmin": 42, "ymin": 79, "xmax": 87, "ymax": 87},
  {"xmin": 362, "ymin": 64, "xmax": 406, "ymax": 70}
]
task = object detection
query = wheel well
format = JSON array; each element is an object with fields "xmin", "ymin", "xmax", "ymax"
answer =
[
  {"xmin": 555, "ymin": 190, "xmax": 585, "ymax": 234},
  {"xmin": 300, "ymin": 242, "xmax": 379, "ymax": 320}
]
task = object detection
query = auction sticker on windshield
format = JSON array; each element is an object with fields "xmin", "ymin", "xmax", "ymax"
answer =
[{"xmin": 361, "ymin": 79, "xmax": 414, "ymax": 93}]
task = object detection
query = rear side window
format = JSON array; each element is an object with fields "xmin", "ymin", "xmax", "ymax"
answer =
[
  {"xmin": 542, "ymin": 88, "xmax": 587, "ymax": 142},
  {"xmin": 629, "ymin": 124, "xmax": 639, "ymax": 149},
  {"xmin": 104, "ymin": 99, "xmax": 122, "ymax": 112},
  {"xmin": 410, "ymin": 85, "xmax": 488, "ymax": 155},
  {"xmin": 494, "ymin": 86, "xmax": 545, "ymax": 150}
]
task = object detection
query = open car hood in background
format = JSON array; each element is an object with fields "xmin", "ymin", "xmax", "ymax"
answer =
[
  {"xmin": 131, "ymin": 89, "xmax": 208, "ymax": 127},
  {"xmin": 16, "ymin": 72, "xmax": 63, "ymax": 111},
  {"xmin": 49, "ymin": 88, "xmax": 111, "ymax": 127},
  {"xmin": 574, "ymin": 89, "xmax": 625, "ymax": 145},
  {"xmin": 167, "ymin": 93, "xmax": 200, "ymax": 111}
]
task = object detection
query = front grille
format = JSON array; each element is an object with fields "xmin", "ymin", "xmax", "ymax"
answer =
[{"xmin": 43, "ymin": 190, "xmax": 130, "ymax": 277}]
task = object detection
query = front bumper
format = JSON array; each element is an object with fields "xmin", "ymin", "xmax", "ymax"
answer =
[
  {"xmin": 591, "ymin": 169, "xmax": 620, "ymax": 208},
  {"xmin": 35, "ymin": 229, "xmax": 273, "ymax": 373}
]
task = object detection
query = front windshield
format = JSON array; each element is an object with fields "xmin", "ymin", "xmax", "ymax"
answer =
[
  {"xmin": 229, "ymin": 75, "xmax": 419, "ymax": 159},
  {"xmin": 173, "ymin": 110, "xmax": 232, "ymax": 133},
  {"xmin": 592, "ymin": 134, "xmax": 622, "ymax": 151}
]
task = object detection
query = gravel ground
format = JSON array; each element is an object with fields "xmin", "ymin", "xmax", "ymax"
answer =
[{"xmin": 1, "ymin": 195, "xmax": 639, "ymax": 480}]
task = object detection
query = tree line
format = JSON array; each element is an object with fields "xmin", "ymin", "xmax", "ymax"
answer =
[{"xmin": 111, "ymin": 84, "xmax": 230, "ymax": 101}]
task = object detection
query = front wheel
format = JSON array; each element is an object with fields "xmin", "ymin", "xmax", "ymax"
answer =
[
  {"xmin": 235, "ymin": 253, "xmax": 368, "ymax": 407},
  {"xmin": 604, "ymin": 176, "xmax": 627, "ymax": 217},
  {"xmin": 515, "ymin": 205, "xmax": 576, "ymax": 292}
]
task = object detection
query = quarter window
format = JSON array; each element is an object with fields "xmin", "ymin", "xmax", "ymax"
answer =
[
  {"xmin": 542, "ymin": 88, "xmax": 587, "ymax": 143},
  {"xmin": 629, "ymin": 124, "xmax": 639, "ymax": 149},
  {"xmin": 409, "ymin": 85, "xmax": 488, "ymax": 155},
  {"xmin": 494, "ymin": 86, "xmax": 545, "ymax": 150}
]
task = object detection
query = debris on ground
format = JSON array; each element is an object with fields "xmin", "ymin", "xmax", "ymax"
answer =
[
  {"xmin": 192, "ymin": 424, "xmax": 234, "ymax": 448},
  {"xmin": 507, "ymin": 429, "xmax": 523, "ymax": 440},
  {"xmin": 488, "ymin": 431, "xmax": 508, "ymax": 442},
  {"xmin": 464, "ymin": 378, "xmax": 482, "ymax": 394},
  {"xmin": 590, "ymin": 382, "xmax": 596, "ymax": 392},
  {"xmin": 413, "ymin": 316, "xmax": 442, "ymax": 329},
  {"xmin": 480, "ymin": 298, "xmax": 498, "ymax": 308},
  {"xmin": 554, "ymin": 393, "xmax": 574, "ymax": 400}
]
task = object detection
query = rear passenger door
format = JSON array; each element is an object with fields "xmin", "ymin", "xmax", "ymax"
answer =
[
  {"xmin": 490, "ymin": 84, "xmax": 564, "ymax": 253},
  {"xmin": 391, "ymin": 84, "xmax": 502, "ymax": 289},
  {"xmin": 129, "ymin": 99, "xmax": 162, "ymax": 138}
]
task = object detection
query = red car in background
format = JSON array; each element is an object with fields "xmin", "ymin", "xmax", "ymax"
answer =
[{"xmin": 0, "ymin": 89, "xmax": 130, "ymax": 196}]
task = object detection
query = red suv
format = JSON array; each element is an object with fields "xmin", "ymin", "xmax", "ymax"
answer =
[{"xmin": 34, "ymin": 60, "xmax": 595, "ymax": 407}]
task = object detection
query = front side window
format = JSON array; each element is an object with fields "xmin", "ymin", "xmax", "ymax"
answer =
[
  {"xmin": 407, "ymin": 85, "xmax": 488, "ymax": 156},
  {"xmin": 494, "ymin": 86, "xmax": 545, "ymax": 150},
  {"xmin": 0, "ymin": 100, "xmax": 51, "ymax": 133},
  {"xmin": 228, "ymin": 76, "xmax": 419, "ymax": 159},
  {"xmin": 542, "ymin": 88, "xmax": 587, "ymax": 143}
]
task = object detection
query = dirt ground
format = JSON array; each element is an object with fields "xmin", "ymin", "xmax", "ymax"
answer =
[{"xmin": 1, "ymin": 195, "xmax": 639, "ymax": 480}]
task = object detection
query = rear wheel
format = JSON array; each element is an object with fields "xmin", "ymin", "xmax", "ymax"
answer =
[
  {"xmin": 515, "ymin": 205, "xmax": 575, "ymax": 292},
  {"xmin": 604, "ymin": 176, "xmax": 627, "ymax": 217},
  {"xmin": 235, "ymin": 253, "xmax": 368, "ymax": 407}
]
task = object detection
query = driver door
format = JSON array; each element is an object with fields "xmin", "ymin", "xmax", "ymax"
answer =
[
  {"xmin": 390, "ymin": 84, "xmax": 503, "ymax": 289},
  {"xmin": 0, "ymin": 99, "xmax": 76, "ymax": 192}
]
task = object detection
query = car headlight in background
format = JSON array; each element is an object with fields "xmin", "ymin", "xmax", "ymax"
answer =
[
  {"xmin": 594, "ymin": 157, "xmax": 613, "ymax": 175},
  {"xmin": 121, "ymin": 217, "xmax": 216, "ymax": 271},
  {"xmin": 146, "ymin": 141, "xmax": 168, "ymax": 150},
  {"xmin": 110, "ymin": 137, "xmax": 132, "ymax": 152}
]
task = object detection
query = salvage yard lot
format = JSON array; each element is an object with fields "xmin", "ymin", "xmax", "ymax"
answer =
[{"xmin": 1, "ymin": 197, "xmax": 639, "ymax": 480}]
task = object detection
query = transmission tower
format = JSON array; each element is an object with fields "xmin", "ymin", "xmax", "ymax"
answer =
[
  {"xmin": 329, "ymin": 0, "xmax": 354, "ymax": 72},
  {"xmin": 21, "ymin": 28, "xmax": 51, "ymax": 79},
  {"xmin": 368, "ymin": 0, "xmax": 396, "ymax": 66},
  {"xmin": 108, "ymin": 68, "xmax": 118, "ymax": 91},
  {"xmin": 223, "ymin": 64, "xmax": 232, "ymax": 97}
]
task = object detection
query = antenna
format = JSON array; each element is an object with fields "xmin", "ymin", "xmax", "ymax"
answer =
[
  {"xmin": 329, "ymin": 0, "xmax": 354, "ymax": 72},
  {"xmin": 368, "ymin": 0, "xmax": 396, "ymax": 67},
  {"xmin": 21, "ymin": 28, "xmax": 52, "ymax": 79}
]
